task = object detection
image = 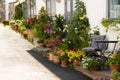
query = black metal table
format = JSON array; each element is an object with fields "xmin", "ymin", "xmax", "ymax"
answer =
[
  {"xmin": 95, "ymin": 40, "xmax": 118, "ymax": 52},
  {"xmin": 95, "ymin": 40, "xmax": 118, "ymax": 70}
]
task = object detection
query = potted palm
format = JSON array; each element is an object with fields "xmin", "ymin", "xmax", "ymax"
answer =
[{"xmin": 108, "ymin": 51, "xmax": 120, "ymax": 71}]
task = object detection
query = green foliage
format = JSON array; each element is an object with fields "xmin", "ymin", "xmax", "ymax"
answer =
[
  {"xmin": 62, "ymin": 0, "xmax": 90, "ymax": 50},
  {"xmin": 81, "ymin": 57, "xmax": 102, "ymax": 70},
  {"xmin": 111, "ymin": 71, "xmax": 120, "ymax": 80},
  {"xmin": 101, "ymin": 16, "xmax": 120, "ymax": 32},
  {"xmin": 14, "ymin": 4, "xmax": 23, "ymax": 20},
  {"xmin": 108, "ymin": 53, "xmax": 120, "ymax": 65},
  {"xmin": 34, "ymin": 23, "xmax": 49, "ymax": 39},
  {"xmin": 93, "ymin": 26, "xmax": 100, "ymax": 35},
  {"xmin": 38, "ymin": 6, "xmax": 52, "ymax": 24},
  {"xmin": 54, "ymin": 14, "xmax": 64, "ymax": 30},
  {"xmin": 58, "ymin": 52, "xmax": 68, "ymax": 60}
]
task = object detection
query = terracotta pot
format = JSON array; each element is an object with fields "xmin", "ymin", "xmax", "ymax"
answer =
[
  {"xmin": 53, "ymin": 55, "xmax": 60, "ymax": 64},
  {"xmin": 110, "ymin": 64, "xmax": 120, "ymax": 71},
  {"xmin": 61, "ymin": 60, "xmax": 67, "ymax": 67},
  {"xmin": 49, "ymin": 53, "xmax": 54, "ymax": 61},
  {"xmin": 73, "ymin": 59, "xmax": 79, "ymax": 66},
  {"xmin": 39, "ymin": 43, "xmax": 45, "ymax": 47}
]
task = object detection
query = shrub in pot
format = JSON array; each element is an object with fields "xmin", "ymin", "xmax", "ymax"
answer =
[
  {"xmin": 108, "ymin": 52, "xmax": 120, "ymax": 71},
  {"xmin": 81, "ymin": 57, "xmax": 103, "ymax": 71},
  {"xmin": 111, "ymin": 70, "xmax": 120, "ymax": 80},
  {"xmin": 58, "ymin": 51, "xmax": 68, "ymax": 67}
]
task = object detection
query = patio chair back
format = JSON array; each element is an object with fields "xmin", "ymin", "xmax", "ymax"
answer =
[{"xmin": 91, "ymin": 35, "xmax": 106, "ymax": 50}]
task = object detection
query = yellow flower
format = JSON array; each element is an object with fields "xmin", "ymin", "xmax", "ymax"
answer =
[{"xmin": 79, "ymin": 17, "xmax": 84, "ymax": 20}]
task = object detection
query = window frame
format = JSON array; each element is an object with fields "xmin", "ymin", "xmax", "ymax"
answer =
[
  {"xmin": 46, "ymin": 0, "xmax": 56, "ymax": 15},
  {"xmin": 65, "ymin": 0, "xmax": 76, "ymax": 20},
  {"xmin": 108, "ymin": 0, "xmax": 120, "ymax": 19}
]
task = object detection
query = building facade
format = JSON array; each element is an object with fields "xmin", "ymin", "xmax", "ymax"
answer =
[
  {"xmin": 0, "ymin": 0, "xmax": 5, "ymax": 21},
  {"xmin": 9, "ymin": 2, "xmax": 16, "ymax": 20},
  {"xmin": 7, "ymin": 0, "xmax": 120, "ymax": 49}
]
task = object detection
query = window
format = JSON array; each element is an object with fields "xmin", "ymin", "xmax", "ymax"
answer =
[
  {"xmin": 109, "ymin": 0, "xmax": 120, "ymax": 19},
  {"xmin": 46, "ymin": 0, "xmax": 56, "ymax": 15},
  {"xmin": 65, "ymin": 0, "xmax": 76, "ymax": 19}
]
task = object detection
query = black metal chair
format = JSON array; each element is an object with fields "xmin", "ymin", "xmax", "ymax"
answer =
[{"xmin": 82, "ymin": 35, "xmax": 106, "ymax": 57}]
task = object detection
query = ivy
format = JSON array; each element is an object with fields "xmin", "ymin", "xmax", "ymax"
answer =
[{"xmin": 101, "ymin": 17, "xmax": 120, "ymax": 32}]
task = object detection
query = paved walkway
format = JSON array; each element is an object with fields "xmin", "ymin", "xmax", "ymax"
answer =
[{"xmin": 0, "ymin": 24, "xmax": 92, "ymax": 80}]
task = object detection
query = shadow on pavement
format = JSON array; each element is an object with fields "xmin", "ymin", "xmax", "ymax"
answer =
[{"xmin": 27, "ymin": 49, "xmax": 92, "ymax": 80}]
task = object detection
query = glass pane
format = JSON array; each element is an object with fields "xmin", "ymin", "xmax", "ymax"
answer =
[
  {"xmin": 51, "ymin": 0, "xmax": 56, "ymax": 15},
  {"xmin": 73, "ymin": 0, "xmax": 76, "ymax": 15},
  {"xmin": 109, "ymin": 0, "xmax": 120, "ymax": 18},
  {"xmin": 47, "ymin": 0, "xmax": 51, "ymax": 13},
  {"xmin": 67, "ymin": 0, "xmax": 71, "ymax": 12},
  {"xmin": 73, "ymin": 0, "xmax": 76, "ymax": 11}
]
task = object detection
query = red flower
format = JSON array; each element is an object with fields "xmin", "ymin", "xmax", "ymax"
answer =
[{"xmin": 72, "ymin": 48, "xmax": 78, "ymax": 52}]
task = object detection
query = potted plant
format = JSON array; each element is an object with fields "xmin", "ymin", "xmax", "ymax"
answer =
[
  {"xmin": 53, "ymin": 49, "xmax": 60, "ymax": 64},
  {"xmin": 37, "ymin": 38, "xmax": 45, "ymax": 47},
  {"xmin": 111, "ymin": 70, "xmax": 120, "ymax": 80},
  {"xmin": 67, "ymin": 50, "xmax": 85, "ymax": 66},
  {"xmin": 81, "ymin": 57, "xmax": 102, "ymax": 71},
  {"xmin": 58, "ymin": 51, "xmax": 68, "ymax": 67},
  {"xmin": 108, "ymin": 51, "xmax": 120, "ymax": 71}
]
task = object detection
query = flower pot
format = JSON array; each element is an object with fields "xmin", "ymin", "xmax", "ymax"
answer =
[
  {"xmin": 73, "ymin": 59, "xmax": 79, "ymax": 66},
  {"xmin": 53, "ymin": 55, "xmax": 60, "ymax": 64},
  {"xmin": 110, "ymin": 64, "xmax": 120, "ymax": 71},
  {"xmin": 49, "ymin": 53, "xmax": 54, "ymax": 61},
  {"xmin": 33, "ymin": 37, "xmax": 39, "ymax": 47},
  {"xmin": 61, "ymin": 60, "xmax": 67, "ymax": 67},
  {"xmin": 39, "ymin": 43, "xmax": 45, "ymax": 47}
]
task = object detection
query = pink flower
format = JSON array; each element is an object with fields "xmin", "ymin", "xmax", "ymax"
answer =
[{"xmin": 44, "ymin": 28, "xmax": 51, "ymax": 34}]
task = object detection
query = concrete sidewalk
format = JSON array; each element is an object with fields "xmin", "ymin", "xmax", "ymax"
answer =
[{"xmin": 0, "ymin": 24, "xmax": 92, "ymax": 80}]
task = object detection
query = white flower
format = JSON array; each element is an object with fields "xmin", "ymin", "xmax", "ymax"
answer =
[
  {"xmin": 68, "ymin": 41, "xmax": 71, "ymax": 43},
  {"xmin": 75, "ymin": 28, "xmax": 78, "ymax": 30},
  {"xmin": 64, "ymin": 25, "xmax": 68, "ymax": 28}
]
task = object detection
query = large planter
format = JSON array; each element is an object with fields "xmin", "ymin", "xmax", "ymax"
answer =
[{"xmin": 110, "ymin": 64, "xmax": 120, "ymax": 71}]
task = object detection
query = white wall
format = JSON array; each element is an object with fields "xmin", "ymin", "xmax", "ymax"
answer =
[
  {"xmin": 36, "ymin": 0, "xmax": 46, "ymax": 15},
  {"xmin": 83, "ymin": 0, "xmax": 120, "ymax": 49},
  {"xmin": 84, "ymin": 0, "xmax": 107, "ymax": 33},
  {"xmin": 56, "ymin": 0, "xmax": 65, "ymax": 15}
]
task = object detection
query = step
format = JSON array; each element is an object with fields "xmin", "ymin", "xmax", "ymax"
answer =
[{"xmin": 74, "ymin": 66, "xmax": 111, "ymax": 80}]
